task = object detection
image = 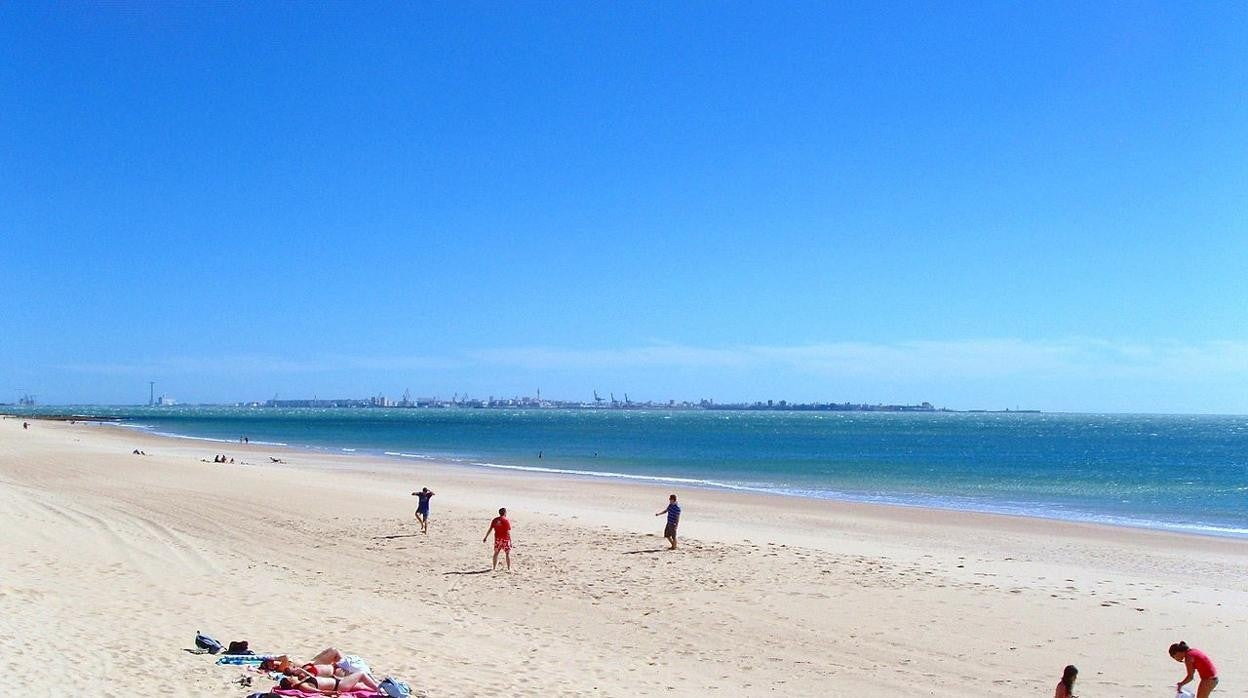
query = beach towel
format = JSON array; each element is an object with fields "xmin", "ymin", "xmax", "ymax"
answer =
[
  {"xmin": 269, "ymin": 688, "xmax": 381, "ymax": 698},
  {"xmin": 216, "ymin": 654, "xmax": 279, "ymax": 665}
]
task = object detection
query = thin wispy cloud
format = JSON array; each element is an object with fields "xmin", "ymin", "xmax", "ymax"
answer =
[
  {"xmin": 53, "ymin": 354, "xmax": 462, "ymax": 376},
  {"xmin": 470, "ymin": 339, "xmax": 1248, "ymax": 381},
  {"xmin": 54, "ymin": 339, "xmax": 1248, "ymax": 382}
]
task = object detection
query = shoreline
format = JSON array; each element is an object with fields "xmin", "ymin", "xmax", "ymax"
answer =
[
  {"xmin": 74, "ymin": 414, "xmax": 1248, "ymax": 542},
  {"xmin": 71, "ymin": 415, "xmax": 1248, "ymax": 555},
  {"xmin": 2, "ymin": 417, "xmax": 1245, "ymax": 696}
]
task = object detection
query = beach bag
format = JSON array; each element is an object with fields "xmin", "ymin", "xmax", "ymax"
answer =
[
  {"xmin": 225, "ymin": 640, "xmax": 253, "ymax": 655},
  {"xmin": 194, "ymin": 631, "xmax": 223, "ymax": 654},
  {"xmin": 379, "ymin": 677, "xmax": 412, "ymax": 697},
  {"xmin": 1176, "ymin": 690, "xmax": 1194, "ymax": 698}
]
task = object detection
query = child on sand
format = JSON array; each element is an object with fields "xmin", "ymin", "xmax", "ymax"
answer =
[
  {"xmin": 411, "ymin": 487, "xmax": 434, "ymax": 534},
  {"xmin": 1054, "ymin": 665, "xmax": 1077, "ymax": 698},
  {"xmin": 655, "ymin": 494, "xmax": 681, "ymax": 549},
  {"xmin": 1170, "ymin": 641, "xmax": 1219, "ymax": 697},
  {"xmin": 484, "ymin": 507, "xmax": 511, "ymax": 571}
]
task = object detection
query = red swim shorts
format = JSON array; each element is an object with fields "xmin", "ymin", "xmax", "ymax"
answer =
[{"xmin": 494, "ymin": 538, "xmax": 512, "ymax": 553}]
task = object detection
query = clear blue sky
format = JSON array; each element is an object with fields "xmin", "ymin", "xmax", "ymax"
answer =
[{"xmin": 2, "ymin": 2, "xmax": 1246, "ymax": 412}]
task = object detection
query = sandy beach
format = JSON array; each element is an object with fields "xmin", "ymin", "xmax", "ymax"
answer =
[{"xmin": 0, "ymin": 416, "xmax": 1244, "ymax": 697}]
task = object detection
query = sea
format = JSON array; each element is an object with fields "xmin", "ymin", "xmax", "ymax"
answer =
[{"xmin": 14, "ymin": 407, "xmax": 1248, "ymax": 538}]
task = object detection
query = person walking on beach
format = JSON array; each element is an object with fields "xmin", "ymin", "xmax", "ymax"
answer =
[
  {"xmin": 1054, "ymin": 665, "xmax": 1077, "ymax": 698},
  {"xmin": 411, "ymin": 487, "xmax": 435, "ymax": 534},
  {"xmin": 1170, "ymin": 641, "xmax": 1219, "ymax": 697},
  {"xmin": 655, "ymin": 494, "xmax": 681, "ymax": 549},
  {"xmin": 484, "ymin": 507, "xmax": 511, "ymax": 571}
]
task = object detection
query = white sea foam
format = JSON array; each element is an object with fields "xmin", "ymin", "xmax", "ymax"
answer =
[
  {"xmin": 113, "ymin": 422, "xmax": 156, "ymax": 430},
  {"xmin": 104, "ymin": 422, "xmax": 287, "ymax": 446},
  {"xmin": 466, "ymin": 460, "xmax": 774, "ymax": 493},
  {"xmin": 95, "ymin": 413, "xmax": 1248, "ymax": 540}
]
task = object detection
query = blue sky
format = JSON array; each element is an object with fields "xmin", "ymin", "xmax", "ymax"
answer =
[{"xmin": 2, "ymin": 2, "xmax": 1246, "ymax": 412}]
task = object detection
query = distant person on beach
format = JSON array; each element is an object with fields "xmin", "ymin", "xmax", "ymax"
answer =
[
  {"xmin": 1170, "ymin": 641, "xmax": 1219, "ymax": 697},
  {"xmin": 412, "ymin": 487, "xmax": 435, "ymax": 533},
  {"xmin": 23, "ymin": 421, "xmax": 29, "ymax": 430},
  {"xmin": 1054, "ymin": 665, "xmax": 1077, "ymax": 698},
  {"xmin": 484, "ymin": 507, "xmax": 512, "ymax": 571},
  {"xmin": 655, "ymin": 494, "xmax": 681, "ymax": 549}
]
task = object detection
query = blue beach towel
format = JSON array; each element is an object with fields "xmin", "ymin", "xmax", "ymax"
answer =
[{"xmin": 216, "ymin": 654, "xmax": 277, "ymax": 665}]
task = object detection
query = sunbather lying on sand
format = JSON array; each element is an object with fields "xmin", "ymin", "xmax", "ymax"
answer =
[
  {"xmin": 261, "ymin": 647, "xmax": 371, "ymax": 679},
  {"xmin": 278, "ymin": 670, "xmax": 379, "ymax": 693}
]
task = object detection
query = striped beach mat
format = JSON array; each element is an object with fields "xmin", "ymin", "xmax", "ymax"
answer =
[{"xmin": 216, "ymin": 654, "xmax": 278, "ymax": 665}]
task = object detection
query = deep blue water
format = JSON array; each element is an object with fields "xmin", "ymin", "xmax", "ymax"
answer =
[{"xmin": 15, "ymin": 407, "xmax": 1248, "ymax": 538}]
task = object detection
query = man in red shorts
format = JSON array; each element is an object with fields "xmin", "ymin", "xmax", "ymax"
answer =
[{"xmin": 483, "ymin": 507, "xmax": 512, "ymax": 571}]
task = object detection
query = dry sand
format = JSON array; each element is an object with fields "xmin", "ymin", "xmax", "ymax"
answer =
[{"xmin": 1, "ymin": 416, "xmax": 1244, "ymax": 697}]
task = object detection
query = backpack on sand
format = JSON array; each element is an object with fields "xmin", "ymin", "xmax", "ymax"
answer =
[
  {"xmin": 379, "ymin": 677, "xmax": 412, "ymax": 697},
  {"xmin": 194, "ymin": 631, "xmax": 223, "ymax": 654}
]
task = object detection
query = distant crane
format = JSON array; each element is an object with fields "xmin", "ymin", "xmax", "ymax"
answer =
[
  {"xmin": 624, "ymin": 393, "xmax": 631, "ymax": 406},
  {"xmin": 593, "ymin": 390, "xmax": 604, "ymax": 404}
]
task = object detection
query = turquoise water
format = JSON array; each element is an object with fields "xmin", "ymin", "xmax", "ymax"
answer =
[{"xmin": 16, "ymin": 407, "xmax": 1248, "ymax": 538}]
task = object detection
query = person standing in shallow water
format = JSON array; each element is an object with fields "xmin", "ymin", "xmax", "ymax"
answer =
[
  {"xmin": 484, "ymin": 507, "xmax": 511, "ymax": 571},
  {"xmin": 655, "ymin": 494, "xmax": 681, "ymax": 549}
]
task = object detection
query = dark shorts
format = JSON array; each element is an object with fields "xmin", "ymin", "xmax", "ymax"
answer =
[
  {"xmin": 664, "ymin": 523, "xmax": 678, "ymax": 538},
  {"xmin": 416, "ymin": 506, "xmax": 429, "ymax": 517}
]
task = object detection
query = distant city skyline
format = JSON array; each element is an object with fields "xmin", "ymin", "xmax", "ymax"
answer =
[
  {"xmin": 19, "ymin": 334, "xmax": 1248, "ymax": 413},
  {"xmin": 2, "ymin": 4, "xmax": 1246, "ymax": 414}
]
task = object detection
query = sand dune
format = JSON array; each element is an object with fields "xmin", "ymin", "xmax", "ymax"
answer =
[{"xmin": 0, "ymin": 417, "xmax": 1244, "ymax": 696}]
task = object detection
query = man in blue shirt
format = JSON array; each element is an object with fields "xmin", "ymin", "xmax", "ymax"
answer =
[
  {"xmin": 411, "ymin": 487, "xmax": 435, "ymax": 534},
  {"xmin": 655, "ymin": 494, "xmax": 681, "ymax": 550}
]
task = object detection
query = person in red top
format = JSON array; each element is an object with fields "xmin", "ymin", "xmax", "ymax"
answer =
[
  {"xmin": 483, "ymin": 507, "xmax": 512, "ymax": 571},
  {"xmin": 1170, "ymin": 641, "xmax": 1219, "ymax": 697},
  {"xmin": 1054, "ymin": 665, "xmax": 1077, "ymax": 698}
]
